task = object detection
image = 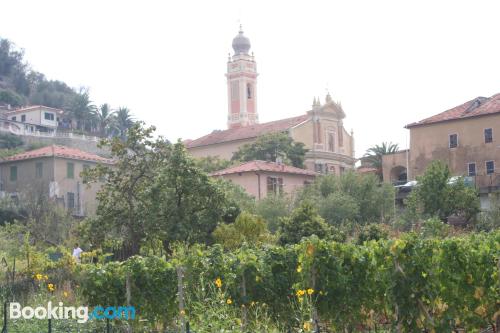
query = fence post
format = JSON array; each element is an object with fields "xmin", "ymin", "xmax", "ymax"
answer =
[
  {"xmin": 106, "ymin": 317, "xmax": 111, "ymax": 333},
  {"xmin": 2, "ymin": 301, "xmax": 7, "ymax": 333},
  {"xmin": 186, "ymin": 321, "xmax": 190, "ymax": 333},
  {"xmin": 48, "ymin": 318, "xmax": 52, "ymax": 333},
  {"xmin": 177, "ymin": 266, "xmax": 186, "ymax": 333},
  {"xmin": 125, "ymin": 272, "xmax": 131, "ymax": 333}
]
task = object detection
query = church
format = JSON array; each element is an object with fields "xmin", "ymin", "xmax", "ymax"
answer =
[{"xmin": 186, "ymin": 27, "xmax": 356, "ymax": 175}]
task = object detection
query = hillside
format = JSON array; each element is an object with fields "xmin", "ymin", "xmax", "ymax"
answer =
[{"xmin": 0, "ymin": 37, "xmax": 78, "ymax": 109}]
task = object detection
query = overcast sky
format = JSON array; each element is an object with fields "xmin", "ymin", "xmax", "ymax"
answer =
[{"xmin": 1, "ymin": 0, "xmax": 499, "ymax": 157}]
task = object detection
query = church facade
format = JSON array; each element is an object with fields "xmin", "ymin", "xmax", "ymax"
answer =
[{"xmin": 186, "ymin": 27, "xmax": 356, "ymax": 174}]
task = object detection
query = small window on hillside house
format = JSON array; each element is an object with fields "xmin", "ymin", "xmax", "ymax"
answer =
[
  {"xmin": 485, "ymin": 128, "xmax": 493, "ymax": 143},
  {"xmin": 21, "ymin": 115, "xmax": 26, "ymax": 122},
  {"xmin": 267, "ymin": 177, "xmax": 283, "ymax": 195},
  {"xmin": 67, "ymin": 162, "xmax": 74, "ymax": 179},
  {"xmin": 449, "ymin": 134, "xmax": 458, "ymax": 148},
  {"xmin": 36, "ymin": 162, "xmax": 43, "ymax": 178},
  {"xmin": 10, "ymin": 166, "xmax": 17, "ymax": 181},
  {"xmin": 11, "ymin": 116, "xmax": 16, "ymax": 121},
  {"xmin": 486, "ymin": 161, "xmax": 495, "ymax": 175},
  {"xmin": 67, "ymin": 192, "xmax": 75, "ymax": 209},
  {"xmin": 468, "ymin": 163, "xmax": 476, "ymax": 176},
  {"xmin": 44, "ymin": 112, "xmax": 54, "ymax": 121}
]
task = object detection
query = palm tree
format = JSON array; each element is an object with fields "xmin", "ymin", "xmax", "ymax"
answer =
[
  {"xmin": 112, "ymin": 107, "xmax": 135, "ymax": 140},
  {"xmin": 363, "ymin": 142, "xmax": 399, "ymax": 177},
  {"xmin": 66, "ymin": 88, "xmax": 96, "ymax": 131},
  {"xmin": 93, "ymin": 103, "xmax": 115, "ymax": 137}
]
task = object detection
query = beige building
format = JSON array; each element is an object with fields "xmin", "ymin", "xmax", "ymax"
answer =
[
  {"xmin": 0, "ymin": 145, "xmax": 113, "ymax": 216},
  {"xmin": 187, "ymin": 28, "xmax": 356, "ymax": 174},
  {"xmin": 211, "ymin": 160, "xmax": 316, "ymax": 199},
  {"xmin": 3, "ymin": 105, "xmax": 63, "ymax": 134},
  {"xmin": 382, "ymin": 93, "xmax": 500, "ymax": 208}
]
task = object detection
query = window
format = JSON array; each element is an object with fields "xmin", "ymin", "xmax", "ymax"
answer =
[
  {"xmin": 486, "ymin": 161, "xmax": 495, "ymax": 175},
  {"xmin": 315, "ymin": 163, "xmax": 324, "ymax": 173},
  {"xmin": 267, "ymin": 177, "xmax": 283, "ymax": 195},
  {"xmin": 67, "ymin": 192, "xmax": 75, "ymax": 209},
  {"xmin": 467, "ymin": 163, "xmax": 476, "ymax": 176},
  {"xmin": 21, "ymin": 115, "xmax": 26, "ymax": 122},
  {"xmin": 340, "ymin": 166, "xmax": 346, "ymax": 174},
  {"xmin": 9, "ymin": 166, "xmax": 17, "ymax": 181},
  {"xmin": 247, "ymin": 83, "xmax": 252, "ymax": 99},
  {"xmin": 67, "ymin": 162, "xmax": 74, "ymax": 179},
  {"xmin": 449, "ymin": 134, "xmax": 458, "ymax": 148},
  {"xmin": 327, "ymin": 132, "xmax": 335, "ymax": 152},
  {"xmin": 35, "ymin": 162, "xmax": 43, "ymax": 178},
  {"xmin": 44, "ymin": 112, "xmax": 55, "ymax": 121},
  {"xmin": 485, "ymin": 128, "xmax": 493, "ymax": 143},
  {"xmin": 11, "ymin": 116, "xmax": 16, "ymax": 121},
  {"xmin": 231, "ymin": 81, "xmax": 239, "ymax": 100}
]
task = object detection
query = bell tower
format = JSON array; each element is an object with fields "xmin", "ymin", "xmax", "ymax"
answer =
[{"xmin": 226, "ymin": 26, "xmax": 259, "ymax": 129}]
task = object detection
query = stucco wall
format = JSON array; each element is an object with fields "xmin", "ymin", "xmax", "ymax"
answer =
[
  {"xmin": 215, "ymin": 171, "xmax": 315, "ymax": 199},
  {"xmin": 188, "ymin": 138, "xmax": 256, "ymax": 160},
  {"xmin": 409, "ymin": 114, "xmax": 499, "ymax": 187},
  {"xmin": 0, "ymin": 157, "xmax": 104, "ymax": 216}
]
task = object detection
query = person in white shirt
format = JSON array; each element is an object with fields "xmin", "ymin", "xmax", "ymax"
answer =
[{"xmin": 72, "ymin": 243, "xmax": 83, "ymax": 263}]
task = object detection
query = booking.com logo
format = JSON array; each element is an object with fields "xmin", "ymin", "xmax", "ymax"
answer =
[{"xmin": 9, "ymin": 302, "xmax": 135, "ymax": 323}]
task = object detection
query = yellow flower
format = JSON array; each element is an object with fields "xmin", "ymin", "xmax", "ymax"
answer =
[
  {"xmin": 44, "ymin": 275, "xmax": 48, "ymax": 281},
  {"xmin": 296, "ymin": 289, "xmax": 306, "ymax": 297},
  {"xmin": 47, "ymin": 283, "xmax": 55, "ymax": 292},
  {"xmin": 215, "ymin": 277, "xmax": 222, "ymax": 288},
  {"xmin": 250, "ymin": 301, "xmax": 255, "ymax": 306},
  {"xmin": 35, "ymin": 273, "xmax": 43, "ymax": 281},
  {"xmin": 226, "ymin": 298, "xmax": 232, "ymax": 305},
  {"xmin": 296, "ymin": 265, "xmax": 302, "ymax": 273},
  {"xmin": 307, "ymin": 288, "xmax": 314, "ymax": 295},
  {"xmin": 303, "ymin": 321, "xmax": 312, "ymax": 331},
  {"xmin": 180, "ymin": 310, "xmax": 186, "ymax": 316},
  {"xmin": 63, "ymin": 291, "xmax": 68, "ymax": 298}
]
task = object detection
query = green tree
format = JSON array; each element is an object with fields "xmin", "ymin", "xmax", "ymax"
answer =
[
  {"xmin": 112, "ymin": 107, "xmax": 135, "ymax": 140},
  {"xmin": 298, "ymin": 172, "xmax": 395, "ymax": 225},
  {"xmin": 93, "ymin": 103, "xmax": 115, "ymax": 137},
  {"xmin": 232, "ymin": 132, "xmax": 308, "ymax": 168},
  {"xmin": 213, "ymin": 211, "xmax": 271, "ymax": 250},
  {"xmin": 82, "ymin": 124, "xmax": 162, "ymax": 258},
  {"xmin": 319, "ymin": 192, "xmax": 360, "ymax": 226},
  {"xmin": 405, "ymin": 160, "xmax": 480, "ymax": 223},
  {"xmin": 363, "ymin": 142, "xmax": 399, "ymax": 178},
  {"xmin": 255, "ymin": 194, "xmax": 293, "ymax": 233},
  {"xmin": 67, "ymin": 88, "xmax": 96, "ymax": 131},
  {"xmin": 278, "ymin": 202, "xmax": 331, "ymax": 245},
  {"xmin": 146, "ymin": 141, "xmax": 227, "ymax": 252}
]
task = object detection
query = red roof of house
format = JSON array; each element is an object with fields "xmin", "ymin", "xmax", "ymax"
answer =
[
  {"xmin": 186, "ymin": 114, "xmax": 309, "ymax": 148},
  {"xmin": 1, "ymin": 145, "xmax": 113, "ymax": 164},
  {"xmin": 406, "ymin": 93, "xmax": 500, "ymax": 128},
  {"xmin": 6, "ymin": 105, "xmax": 64, "ymax": 115},
  {"xmin": 211, "ymin": 160, "xmax": 317, "ymax": 177}
]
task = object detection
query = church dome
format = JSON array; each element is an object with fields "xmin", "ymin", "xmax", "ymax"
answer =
[{"xmin": 232, "ymin": 27, "xmax": 251, "ymax": 55}]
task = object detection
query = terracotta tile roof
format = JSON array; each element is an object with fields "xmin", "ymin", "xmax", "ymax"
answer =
[
  {"xmin": 211, "ymin": 160, "xmax": 317, "ymax": 177},
  {"xmin": 406, "ymin": 93, "xmax": 500, "ymax": 128},
  {"xmin": 186, "ymin": 114, "xmax": 309, "ymax": 148},
  {"xmin": 1, "ymin": 145, "xmax": 113, "ymax": 164},
  {"xmin": 6, "ymin": 105, "xmax": 64, "ymax": 115}
]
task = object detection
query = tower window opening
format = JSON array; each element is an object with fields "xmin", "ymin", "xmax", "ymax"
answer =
[{"xmin": 247, "ymin": 84, "xmax": 252, "ymax": 99}]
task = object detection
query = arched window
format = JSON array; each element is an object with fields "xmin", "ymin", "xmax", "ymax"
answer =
[
  {"xmin": 247, "ymin": 83, "xmax": 252, "ymax": 99},
  {"xmin": 328, "ymin": 132, "xmax": 335, "ymax": 152}
]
